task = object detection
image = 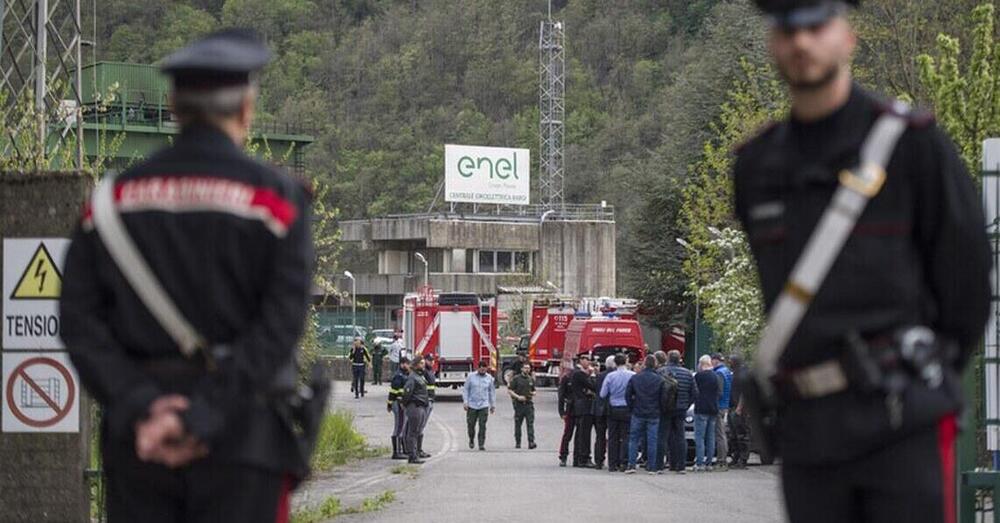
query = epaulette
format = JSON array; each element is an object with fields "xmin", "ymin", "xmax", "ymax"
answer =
[{"xmin": 875, "ymin": 99, "xmax": 935, "ymax": 129}]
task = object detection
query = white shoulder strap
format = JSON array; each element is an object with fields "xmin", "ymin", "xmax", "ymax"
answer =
[
  {"xmin": 754, "ymin": 108, "xmax": 910, "ymax": 383},
  {"xmin": 91, "ymin": 173, "xmax": 206, "ymax": 358}
]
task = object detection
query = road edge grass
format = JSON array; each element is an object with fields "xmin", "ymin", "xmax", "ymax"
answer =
[
  {"xmin": 291, "ymin": 490, "xmax": 396, "ymax": 523},
  {"xmin": 311, "ymin": 410, "xmax": 388, "ymax": 472}
]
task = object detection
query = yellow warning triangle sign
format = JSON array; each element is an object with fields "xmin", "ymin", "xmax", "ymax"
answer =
[{"xmin": 11, "ymin": 243, "xmax": 62, "ymax": 299}]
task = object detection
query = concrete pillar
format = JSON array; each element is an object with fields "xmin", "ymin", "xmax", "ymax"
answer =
[{"xmin": 0, "ymin": 172, "xmax": 93, "ymax": 522}]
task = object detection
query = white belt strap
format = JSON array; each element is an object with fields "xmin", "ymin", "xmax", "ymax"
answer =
[
  {"xmin": 754, "ymin": 107, "xmax": 910, "ymax": 386},
  {"xmin": 91, "ymin": 172, "xmax": 206, "ymax": 358}
]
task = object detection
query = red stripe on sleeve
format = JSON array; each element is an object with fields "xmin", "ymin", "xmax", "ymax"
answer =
[{"xmin": 937, "ymin": 414, "xmax": 957, "ymax": 523}]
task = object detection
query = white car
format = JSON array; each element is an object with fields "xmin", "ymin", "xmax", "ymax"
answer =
[{"xmin": 371, "ymin": 328, "xmax": 396, "ymax": 348}]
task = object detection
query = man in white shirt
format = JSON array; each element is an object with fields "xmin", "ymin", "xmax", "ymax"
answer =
[{"xmin": 462, "ymin": 361, "xmax": 496, "ymax": 451}]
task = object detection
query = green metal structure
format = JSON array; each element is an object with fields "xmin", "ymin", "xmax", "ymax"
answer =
[{"xmin": 79, "ymin": 62, "xmax": 313, "ymax": 172}]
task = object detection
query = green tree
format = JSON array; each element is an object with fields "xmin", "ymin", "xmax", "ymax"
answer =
[{"xmin": 918, "ymin": 2, "xmax": 1000, "ymax": 180}]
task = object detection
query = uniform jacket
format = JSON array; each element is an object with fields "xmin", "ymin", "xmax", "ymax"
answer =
[
  {"xmin": 402, "ymin": 372, "xmax": 429, "ymax": 407},
  {"xmin": 570, "ymin": 368, "xmax": 596, "ymax": 416},
  {"xmin": 421, "ymin": 368, "xmax": 437, "ymax": 402},
  {"xmin": 59, "ymin": 125, "xmax": 314, "ymax": 473},
  {"xmin": 509, "ymin": 372, "xmax": 535, "ymax": 404},
  {"xmin": 350, "ymin": 345, "xmax": 372, "ymax": 365},
  {"xmin": 388, "ymin": 370, "xmax": 409, "ymax": 406},
  {"xmin": 733, "ymin": 85, "xmax": 990, "ymax": 464}
]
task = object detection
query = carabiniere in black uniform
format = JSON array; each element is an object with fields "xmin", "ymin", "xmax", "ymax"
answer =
[
  {"xmin": 59, "ymin": 29, "xmax": 314, "ymax": 522},
  {"xmin": 734, "ymin": 10, "xmax": 990, "ymax": 519}
]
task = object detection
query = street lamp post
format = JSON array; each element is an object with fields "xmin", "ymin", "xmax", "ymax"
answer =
[
  {"xmin": 344, "ymin": 270, "xmax": 356, "ymax": 354},
  {"xmin": 676, "ymin": 238, "xmax": 701, "ymax": 363},
  {"xmin": 539, "ymin": 209, "xmax": 555, "ymax": 283},
  {"xmin": 414, "ymin": 252, "xmax": 429, "ymax": 287}
]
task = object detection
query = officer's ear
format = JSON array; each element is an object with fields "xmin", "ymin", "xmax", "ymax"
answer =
[{"xmin": 239, "ymin": 86, "xmax": 257, "ymax": 132}]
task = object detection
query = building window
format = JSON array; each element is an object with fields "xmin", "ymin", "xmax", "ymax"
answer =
[
  {"xmin": 479, "ymin": 250, "xmax": 495, "ymax": 273},
  {"xmin": 496, "ymin": 251, "xmax": 512, "ymax": 272},
  {"xmin": 474, "ymin": 250, "xmax": 532, "ymax": 274},
  {"xmin": 515, "ymin": 251, "xmax": 530, "ymax": 273}
]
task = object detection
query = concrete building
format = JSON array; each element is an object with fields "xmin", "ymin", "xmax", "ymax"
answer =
[{"xmin": 336, "ymin": 204, "xmax": 616, "ymax": 328}]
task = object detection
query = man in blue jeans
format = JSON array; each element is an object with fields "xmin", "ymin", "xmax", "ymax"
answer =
[
  {"xmin": 625, "ymin": 355, "xmax": 668, "ymax": 475},
  {"xmin": 693, "ymin": 355, "xmax": 720, "ymax": 471}
]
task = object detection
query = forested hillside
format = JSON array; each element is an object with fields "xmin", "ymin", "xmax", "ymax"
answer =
[{"xmin": 92, "ymin": 0, "xmax": 986, "ymax": 327}]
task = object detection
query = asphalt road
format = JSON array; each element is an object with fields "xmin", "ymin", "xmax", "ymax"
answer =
[{"xmin": 297, "ymin": 380, "xmax": 785, "ymax": 522}]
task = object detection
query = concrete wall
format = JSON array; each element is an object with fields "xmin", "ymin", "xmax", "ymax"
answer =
[
  {"xmin": 540, "ymin": 221, "xmax": 616, "ymax": 297},
  {"xmin": 426, "ymin": 220, "xmax": 538, "ymax": 250},
  {"xmin": 0, "ymin": 172, "xmax": 92, "ymax": 522}
]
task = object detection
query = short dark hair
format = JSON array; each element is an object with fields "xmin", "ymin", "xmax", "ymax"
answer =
[
  {"xmin": 667, "ymin": 350, "xmax": 682, "ymax": 364},
  {"xmin": 478, "ymin": 359, "xmax": 490, "ymax": 368},
  {"xmin": 412, "ymin": 355, "xmax": 424, "ymax": 365},
  {"xmin": 614, "ymin": 354, "xmax": 626, "ymax": 366},
  {"xmin": 654, "ymin": 351, "xmax": 667, "ymax": 365},
  {"xmin": 578, "ymin": 353, "xmax": 591, "ymax": 362},
  {"xmin": 644, "ymin": 355, "xmax": 657, "ymax": 368}
]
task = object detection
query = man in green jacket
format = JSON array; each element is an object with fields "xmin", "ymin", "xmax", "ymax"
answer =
[{"xmin": 508, "ymin": 362, "xmax": 537, "ymax": 449}]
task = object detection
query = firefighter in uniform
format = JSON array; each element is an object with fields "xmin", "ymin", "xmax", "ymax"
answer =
[
  {"xmin": 59, "ymin": 29, "xmax": 314, "ymax": 522},
  {"xmin": 735, "ymin": 2, "xmax": 990, "ymax": 521},
  {"xmin": 388, "ymin": 357, "xmax": 411, "ymax": 460},
  {"xmin": 417, "ymin": 353, "xmax": 437, "ymax": 458}
]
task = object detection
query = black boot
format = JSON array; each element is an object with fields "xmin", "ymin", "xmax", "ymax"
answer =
[
  {"xmin": 391, "ymin": 437, "xmax": 407, "ymax": 460},
  {"xmin": 418, "ymin": 436, "xmax": 431, "ymax": 458}
]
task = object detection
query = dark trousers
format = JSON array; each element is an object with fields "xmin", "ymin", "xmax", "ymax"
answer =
[
  {"xmin": 574, "ymin": 414, "xmax": 594, "ymax": 465},
  {"xmin": 664, "ymin": 409, "xmax": 687, "ymax": 471},
  {"xmin": 371, "ymin": 360, "xmax": 383, "ymax": 385},
  {"xmin": 607, "ymin": 407, "xmax": 630, "ymax": 470},
  {"xmin": 593, "ymin": 415, "xmax": 608, "ymax": 465},
  {"xmin": 513, "ymin": 402, "xmax": 535, "ymax": 445},
  {"xmin": 105, "ymin": 453, "xmax": 288, "ymax": 523},
  {"xmin": 351, "ymin": 364, "xmax": 366, "ymax": 397},
  {"xmin": 729, "ymin": 411, "xmax": 751, "ymax": 465},
  {"xmin": 559, "ymin": 414, "xmax": 576, "ymax": 460},
  {"xmin": 656, "ymin": 413, "xmax": 669, "ymax": 469},
  {"xmin": 404, "ymin": 403, "xmax": 427, "ymax": 460},
  {"xmin": 466, "ymin": 407, "xmax": 489, "ymax": 446},
  {"xmin": 782, "ymin": 418, "xmax": 956, "ymax": 523}
]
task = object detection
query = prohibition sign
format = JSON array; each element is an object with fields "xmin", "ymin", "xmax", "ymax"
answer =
[{"xmin": 5, "ymin": 356, "xmax": 76, "ymax": 428}]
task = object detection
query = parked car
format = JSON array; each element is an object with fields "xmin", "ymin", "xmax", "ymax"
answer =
[{"xmin": 371, "ymin": 328, "xmax": 396, "ymax": 348}]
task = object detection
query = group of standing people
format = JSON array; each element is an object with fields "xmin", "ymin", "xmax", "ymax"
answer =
[
  {"xmin": 557, "ymin": 350, "xmax": 749, "ymax": 475},
  {"xmin": 386, "ymin": 353, "xmax": 437, "ymax": 464}
]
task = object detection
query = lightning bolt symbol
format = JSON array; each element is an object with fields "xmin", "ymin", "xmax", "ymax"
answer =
[{"xmin": 34, "ymin": 258, "xmax": 47, "ymax": 293}]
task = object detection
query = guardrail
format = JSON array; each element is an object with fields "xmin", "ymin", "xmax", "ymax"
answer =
[{"xmin": 380, "ymin": 203, "xmax": 615, "ymax": 223}]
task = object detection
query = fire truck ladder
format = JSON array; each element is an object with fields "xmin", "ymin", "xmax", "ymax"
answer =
[{"xmin": 475, "ymin": 303, "xmax": 498, "ymax": 370}]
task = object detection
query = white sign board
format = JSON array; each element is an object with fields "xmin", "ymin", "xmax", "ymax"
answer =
[
  {"xmin": 2, "ymin": 238, "xmax": 69, "ymax": 350},
  {"xmin": 444, "ymin": 144, "xmax": 530, "ymax": 205},
  {"xmin": 2, "ymin": 351, "xmax": 80, "ymax": 432}
]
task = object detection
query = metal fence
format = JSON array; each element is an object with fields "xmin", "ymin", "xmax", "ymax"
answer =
[{"xmin": 385, "ymin": 203, "xmax": 615, "ymax": 223}]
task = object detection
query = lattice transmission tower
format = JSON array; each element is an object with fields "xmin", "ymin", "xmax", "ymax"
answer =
[
  {"xmin": 538, "ymin": 6, "xmax": 564, "ymax": 210},
  {"xmin": 0, "ymin": 0, "xmax": 83, "ymax": 169}
]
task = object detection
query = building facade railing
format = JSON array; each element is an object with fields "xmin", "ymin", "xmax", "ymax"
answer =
[{"xmin": 377, "ymin": 203, "xmax": 615, "ymax": 223}]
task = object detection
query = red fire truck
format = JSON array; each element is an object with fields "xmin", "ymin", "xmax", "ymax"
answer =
[
  {"xmin": 403, "ymin": 290, "xmax": 499, "ymax": 388},
  {"xmin": 524, "ymin": 298, "xmax": 576, "ymax": 382},
  {"xmin": 559, "ymin": 315, "xmax": 647, "ymax": 376}
]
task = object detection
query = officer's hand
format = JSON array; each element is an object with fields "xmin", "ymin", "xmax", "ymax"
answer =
[
  {"xmin": 135, "ymin": 410, "xmax": 185, "ymax": 461},
  {"xmin": 490, "ymin": 407, "xmax": 495, "ymax": 414},
  {"xmin": 154, "ymin": 435, "xmax": 209, "ymax": 469},
  {"xmin": 148, "ymin": 394, "xmax": 189, "ymax": 418}
]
